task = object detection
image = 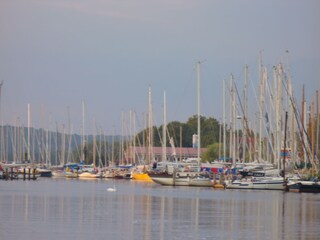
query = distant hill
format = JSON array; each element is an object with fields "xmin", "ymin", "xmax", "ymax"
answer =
[{"xmin": 0, "ymin": 125, "xmax": 121, "ymax": 164}]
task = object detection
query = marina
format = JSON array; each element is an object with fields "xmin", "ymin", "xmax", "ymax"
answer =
[{"xmin": 1, "ymin": 1, "xmax": 320, "ymax": 239}]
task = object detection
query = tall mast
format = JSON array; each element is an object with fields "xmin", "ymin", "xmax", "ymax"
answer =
[
  {"xmin": 148, "ymin": 86, "xmax": 153, "ymax": 164},
  {"xmin": 99, "ymin": 127, "xmax": 102, "ymax": 168},
  {"xmin": 82, "ymin": 100, "xmax": 85, "ymax": 162},
  {"xmin": 272, "ymin": 66, "xmax": 277, "ymax": 164},
  {"xmin": 67, "ymin": 106, "xmax": 72, "ymax": 163},
  {"xmin": 133, "ymin": 111, "xmax": 136, "ymax": 165},
  {"xmin": 243, "ymin": 65, "xmax": 248, "ymax": 162},
  {"xmin": 288, "ymin": 77, "xmax": 295, "ymax": 164},
  {"xmin": 311, "ymin": 99, "xmax": 315, "ymax": 176},
  {"xmin": 232, "ymin": 74, "xmax": 236, "ymax": 164},
  {"xmin": 316, "ymin": 90, "xmax": 319, "ymax": 161},
  {"xmin": 0, "ymin": 81, "xmax": 3, "ymax": 163},
  {"xmin": 258, "ymin": 52, "xmax": 264, "ymax": 162},
  {"xmin": 278, "ymin": 64, "xmax": 283, "ymax": 168},
  {"xmin": 197, "ymin": 62, "xmax": 201, "ymax": 164},
  {"xmin": 162, "ymin": 91, "xmax": 167, "ymax": 162},
  {"xmin": 229, "ymin": 75, "xmax": 233, "ymax": 163},
  {"xmin": 93, "ymin": 118, "xmax": 96, "ymax": 168},
  {"xmin": 223, "ymin": 79, "xmax": 226, "ymax": 162},
  {"xmin": 121, "ymin": 112, "xmax": 124, "ymax": 165},
  {"xmin": 61, "ymin": 124, "xmax": 65, "ymax": 166},
  {"xmin": 180, "ymin": 126, "xmax": 182, "ymax": 161},
  {"xmin": 55, "ymin": 123, "xmax": 59, "ymax": 166},
  {"xmin": 218, "ymin": 119, "xmax": 222, "ymax": 160},
  {"xmin": 111, "ymin": 126, "xmax": 115, "ymax": 167},
  {"xmin": 129, "ymin": 110, "xmax": 133, "ymax": 165},
  {"xmin": 27, "ymin": 103, "xmax": 31, "ymax": 164}
]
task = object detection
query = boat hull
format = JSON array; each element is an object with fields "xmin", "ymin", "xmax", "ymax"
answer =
[
  {"xmin": 150, "ymin": 172, "xmax": 212, "ymax": 187},
  {"xmin": 288, "ymin": 181, "xmax": 320, "ymax": 193},
  {"xmin": 37, "ymin": 169, "xmax": 52, "ymax": 177},
  {"xmin": 151, "ymin": 176, "xmax": 190, "ymax": 186},
  {"xmin": 78, "ymin": 172, "xmax": 100, "ymax": 179},
  {"xmin": 226, "ymin": 178, "xmax": 285, "ymax": 190}
]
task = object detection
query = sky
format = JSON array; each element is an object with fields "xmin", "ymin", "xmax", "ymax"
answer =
[{"xmin": 0, "ymin": 0, "xmax": 319, "ymax": 135}]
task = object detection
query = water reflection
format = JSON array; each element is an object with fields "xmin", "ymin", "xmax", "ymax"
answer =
[{"xmin": 0, "ymin": 179, "xmax": 319, "ymax": 240}]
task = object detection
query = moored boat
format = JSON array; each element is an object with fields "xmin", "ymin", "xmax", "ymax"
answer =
[
  {"xmin": 37, "ymin": 168, "xmax": 52, "ymax": 177},
  {"xmin": 131, "ymin": 165, "xmax": 153, "ymax": 181},
  {"xmin": 225, "ymin": 176, "xmax": 285, "ymax": 190},
  {"xmin": 150, "ymin": 170, "xmax": 212, "ymax": 187},
  {"xmin": 78, "ymin": 172, "xmax": 100, "ymax": 179},
  {"xmin": 132, "ymin": 172, "xmax": 152, "ymax": 181},
  {"xmin": 287, "ymin": 180, "xmax": 320, "ymax": 193}
]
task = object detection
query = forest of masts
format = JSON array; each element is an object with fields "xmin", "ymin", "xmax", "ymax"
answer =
[
  {"xmin": 222, "ymin": 57, "xmax": 319, "ymax": 175},
  {"xmin": 0, "ymin": 58, "xmax": 319, "ymax": 174}
]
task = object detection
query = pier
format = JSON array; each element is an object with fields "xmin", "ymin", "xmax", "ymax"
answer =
[{"xmin": 0, "ymin": 163, "xmax": 37, "ymax": 180}]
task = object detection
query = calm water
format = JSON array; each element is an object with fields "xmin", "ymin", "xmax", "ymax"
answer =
[{"xmin": 0, "ymin": 178, "xmax": 319, "ymax": 240}]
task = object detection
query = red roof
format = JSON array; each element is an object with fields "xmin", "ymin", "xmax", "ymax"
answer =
[{"xmin": 127, "ymin": 146, "xmax": 206, "ymax": 156}]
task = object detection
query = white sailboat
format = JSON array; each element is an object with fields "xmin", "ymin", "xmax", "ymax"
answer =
[
  {"xmin": 78, "ymin": 102, "xmax": 100, "ymax": 179},
  {"xmin": 150, "ymin": 62, "xmax": 212, "ymax": 187}
]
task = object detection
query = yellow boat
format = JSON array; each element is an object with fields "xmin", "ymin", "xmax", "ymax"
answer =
[
  {"xmin": 131, "ymin": 165, "xmax": 153, "ymax": 181},
  {"xmin": 132, "ymin": 172, "xmax": 153, "ymax": 181},
  {"xmin": 213, "ymin": 183, "xmax": 225, "ymax": 189}
]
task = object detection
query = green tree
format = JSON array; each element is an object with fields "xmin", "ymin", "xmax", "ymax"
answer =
[
  {"xmin": 202, "ymin": 143, "xmax": 229, "ymax": 162},
  {"xmin": 135, "ymin": 114, "xmax": 222, "ymax": 148}
]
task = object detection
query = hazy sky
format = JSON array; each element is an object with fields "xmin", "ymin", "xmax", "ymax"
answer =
[{"xmin": 0, "ymin": 0, "xmax": 319, "ymax": 135}]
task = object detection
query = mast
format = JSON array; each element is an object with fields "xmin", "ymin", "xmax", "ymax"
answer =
[
  {"xmin": 148, "ymin": 87, "xmax": 153, "ymax": 164},
  {"xmin": 104, "ymin": 130, "xmax": 107, "ymax": 167},
  {"xmin": 277, "ymin": 64, "xmax": 284, "ymax": 168},
  {"xmin": 99, "ymin": 127, "xmax": 102, "ymax": 168},
  {"xmin": 180, "ymin": 126, "xmax": 182, "ymax": 161},
  {"xmin": 162, "ymin": 91, "xmax": 166, "ymax": 162},
  {"xmin": 229, "ymin": 75, "xmax": 234, "ymax": 163},
  {"xmin": 316, "ymin": 90, "xmax": 319, "ymax": 161},
  {"xmin": 133, "ymin": 111, "xmax": 136, "ymax": 165},
  {"xmin": 61, "ymin": 124, "xmax": 65, "ymax": 166},
  {"xmin": 55, "ymin": 123, "xmax": 59, "ymax": 166},
  {"xmin": 111, "ymin": 127, "xmax": 115, "ymax": 167},
  {"xmin": 303, "ymin": 90, "xmax": 308, "ymax": 166},
  {"xmin": 197, "ymin": 62, "xmax": 201, "ymax": 165},
  {"xmin": 232, "ymin": 76, "xmax": 236, "ymax": 164},
  {"xmin": 230, "ymin": 74, "xmax": 236, "ymax": 164},
  {"xmin": 121, "ymin": 112, "xmax": 124, "ymax": 165},
  {"xmin": 0, "ymin": 81, "xmax": 3, "ymax": 163},
  {"xmin": 243, "ymin": 65, "xmax": 248, "ymax": 162},
  {"xmin": 93, "ymin": 118, "xmax": 96, "ymax": 168},
  {"xmin": 283, "ymin": 112, "xmax": 288, "ymax": 183},
  {"xmin": 67, "ymin": 107, "xmax": 72, "ymax": 163},
  {"xmin": 258, "ymin": 52, "xmax": 264, "ymax": 162},
  {"xmin": 27, "ymin": 103, "xmax": 31, "ymax": 164},
  {"xmin": 311, "ymin": 100, "xmax": 315, "ymax": 176},
  {"xmin": 288, "ymin": 77, "xmax": 295, "ymax": 165},
  {"xmin": 218, "ymin": 119, "xmax": 222, "ymax": 160},
  {"xmin": 223, "ymin": 79, "xmax": 227, "ymax": 162},
  {"xmin": 81, "ymin": 100, "xmax": 85, "ymax": 163}
]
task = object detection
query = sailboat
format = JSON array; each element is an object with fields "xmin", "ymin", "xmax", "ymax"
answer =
[
  {"xmin": 226, "ymin": 109, "xmax": 290, "ymax": 191},
  {"xmin": 150, "ymin": 62, "xmax": 213, "ymax": 187},
  {"xmin": 132, "ymin": 88, "xmax": 154, "ymax": 182},
  {"xmin": 78, "ymin": 103, "xmax": 100, "ymax": 179},
  {"xmin": 287, "ymin": 98, "xmax": 320, "ymax": 193}
]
